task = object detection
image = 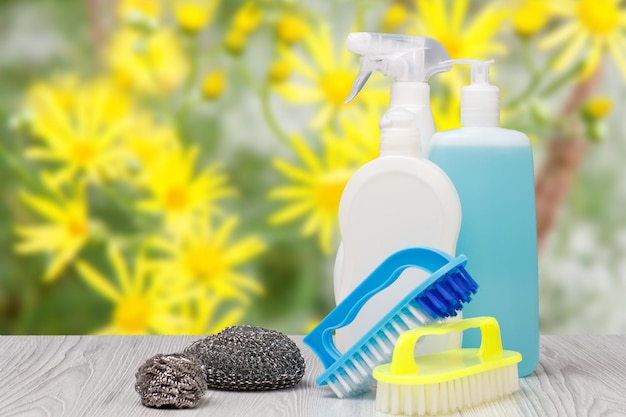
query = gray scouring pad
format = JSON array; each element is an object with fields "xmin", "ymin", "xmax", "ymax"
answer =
[
  {"xmin": 135, "ymin": 352, "xmax": 207, "ymax": 408},
  {"xmin": 184, "ymin": 325, "xmax": 306, "ymax": 391}
]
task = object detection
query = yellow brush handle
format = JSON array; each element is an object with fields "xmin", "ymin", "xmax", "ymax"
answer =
[{"xmin": 389, "ymin": 316, "xmax": 503, "ymax": 377}]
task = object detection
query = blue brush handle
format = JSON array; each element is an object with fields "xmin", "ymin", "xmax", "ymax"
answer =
[{"xmin": 305, "ymin": 247, "xmax": 453, "ymax": 368}]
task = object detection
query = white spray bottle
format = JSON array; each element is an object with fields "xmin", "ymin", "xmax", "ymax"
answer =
[
  {"xmin": 344, "ymin": 33, "xmax": 452, "ymax": 157},
  {"xmin": 333, "ymin": 33, "xmax": 462, "ymax": 354}
]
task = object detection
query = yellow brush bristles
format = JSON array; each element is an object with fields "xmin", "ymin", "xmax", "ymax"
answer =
[{"xmin": 375, "ymin": 363, "xmax": 519, "ymax": 415}]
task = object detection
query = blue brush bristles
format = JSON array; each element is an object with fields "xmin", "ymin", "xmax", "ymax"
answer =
[
  {"xmin": 415, "ymin": 268, "xmax": 477, "ymax": 318},
  {"xmin": 304, "ymin": 247, "xmax": 479, "ymax": 398}
]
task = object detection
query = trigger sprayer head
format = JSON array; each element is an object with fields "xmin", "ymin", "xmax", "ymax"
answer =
[
  {"xmin": 446, "ymin": 59, "xmax": 500, "ymax": 127},
  {"xmin": 344, "ymin": 33, "xmax": 452, "ymax": 103}
]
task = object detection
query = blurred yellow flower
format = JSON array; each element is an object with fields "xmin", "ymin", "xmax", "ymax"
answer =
[
  {"xmin": 412, "ymin": 0, "xmax": 507, "ymax": 58},
  {"xmin": 77, "ymin": 244, "xmax": 191, "ymax": 334},
  {"xmin": 269, "ymin": 134, "xmax": 355, "ymax": 253},
  {"xmin": 382, "ymin": 2, "xmax": 411, "ymax": 31},
  {"xmin": 233, "ymin": 1, "xmax": 264, "ymax": 34},
  {"xmin": 137, "ymin": 147, "xmax": 235, "ymax": 235},
  {"xmin": 275, "ymin": 23, "xmax": 388, "ymax": 129},
  {"xmin": 150, "ymin": 215, "xmax": 265, "ymax": 304},
  {"xmin": 107, "ymin": 28, "xmax": 189, "ymax": 94},
  {"xmin": 22, "ymin": 76, "xmax": 76, "ymax": 120},
  {"xmin": 118, "ymin": 0, "xmax": 162, "ymax": 22},
  {"xmin": 15, "ymin": 184, "xmax": 90, "ymax": 282},
  {"xmin": 583, "ymin": 96, "xmax": 614, "ymax": 120},
  {"xmin": 410, "ymin": 0, "xmax": 507, "ymax": 88},
  {"xmin": 276, "ymin": 12, "xmax": 310, "ymax": 44},
  {"xmin": 25, "ymin": 76, "xmax": 129, "ymax": 132},
  {"xmin": 223, "ymin": 1, "xmax": 263, "ymax": 55},
  {"xmin": 540, "ymin": 0, "xmax": 626, "ymax": 79},
  {"xmin": 122, "ymin": 114, "xmax": 180, "ymax": 181},
  {"xmin": 432, "ymin": 94, "xmax": 461, "ymax": 131},
  {"xmin": 178, "ymin": 293, "xmax": 246, "ymax": 334},
  {"xmin": 23, "ymin": 78, "xmax": 130, "ymax": 185},
  {"xmin": 268, "ymin": 59, "xmax": 291, "ymax": 83},
  {"xmin": 335, "ymin": 100, "xmax": 385, "ymax": 165},
  {"xmin": 201, "ymin": 68, "xmax": 227, "ymax": 100},
  {"xmin": 510, "ymin": 0, "xmax": 553, "ymax": 37},
  {"xmin": 224, "ymin": 29, "xmax": 248, "ymax": 55},
  {"xmin": 173, "ymin": 0, "xmax": 220, "ymax": 34}
]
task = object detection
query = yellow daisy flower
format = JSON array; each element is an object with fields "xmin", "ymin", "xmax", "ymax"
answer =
[
  {"xmin": 22, "ymin": 77, "xmax": 129, "ymax": 186},
  {"xmin": 121, "ymin": 113, "xmax": 180, "ymax": 182},
  {"xmin": 224, "ymin": 29, "xmax": 248, "ymax": 55},
  {"xmin": 201, "ymin": 68, "xmax": 227, "ymax": 100},
  {"xmin": 268, "ymin": 59, "xmax": 291, "ymax": 84},
  {"xmin": 275, "ymin": 12, "xmax": 310, "ymax": 45},
  {"xmin": 150, "ymin": 215, "xmax": 265, "ymax": 304},
  {"xmin": 223, "ymin": 2, "xmax": 263, "ymax": 55},
  {"xmin": 233, "ymin": 1, "xmax": 264, "ymax": 34},
  {"xmin": 382, "ymin": 2, "xmax": 411, "ymax": 31},
  {"xmin": 274, "ymin": 23, "xmax": 388, "ymax": 129},
  {"xmin": 336, "ymin": 100, "xmax": 386, "ymax": 166},
  {"xmin": 431, "ymin": 94, "xmax": 461, "ymax": 132},
  {"xmin": 107, "ymin": 27, "xmax": 189, "ymax": 94},
  {"xmin": 410, "ymin": 0, "xmax": 508, "ymax": 88},
  {"xmin": 137, "ymin": 147, "xmax": 235, "ymax": 236},
  {"xmin": 172, "ymin": 0, "xmax": 220, "ymax": 34},
  {"xmin": 24, "ymin": 76, "xmax": 130, "ymax": 132},
  {"xmin": 269, "ymin": 134, "xmax": 356, "ymax": 253},
  {"xmin": 539, "ymin": 0, "xmax": 626, "ymax": 79},
  {"xmin": 15, "ymin": 184, "xmax": 90, "ymax": 282},
  {"xmin": 77, "ymin": 243, "xmax": 192, "ymax": 334},
  {"xmin": 583, "ymin": 96, "xmax": 614, "ymax": 120},
  {"xmin": 510, "ymin": 0, "xmax": 554, "ymax": 37},
  {"xmin": 412, "ymin": 0, "xmax": 507, "ymax": 59},
  {"xmin": 176, "ymin": 292, "xmax": 247, "ymax": 335},
  {"xmin": 117, "ymin": 0, "xmax": 162, "ymax": 22}
]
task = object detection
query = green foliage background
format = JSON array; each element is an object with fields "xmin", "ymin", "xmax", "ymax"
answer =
[{"xmin": 1, "ymin": 0, "xmax": 626, "ymax": 335}]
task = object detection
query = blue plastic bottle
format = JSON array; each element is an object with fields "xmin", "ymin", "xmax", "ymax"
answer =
[{"xmin": 429, "ymin": 60, "xmax": 539, "ymax": 377}]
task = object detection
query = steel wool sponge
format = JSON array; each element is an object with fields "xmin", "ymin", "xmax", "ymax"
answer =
[
  {"xmin": 185, "ymin": 325, "xmax": 306, "ymax": 391},
  {"xmin": 135, "ymin": 325, "xmax": 306, "ymax": 408},
  {"xmin": 135, "ymin": 352, "xmax": 208, "ymax": 408}
]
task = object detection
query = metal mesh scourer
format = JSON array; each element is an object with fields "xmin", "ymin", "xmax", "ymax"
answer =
[
  {"xmin": 184, "ymin": 325, "xmax": 306, "ymax": 391},
  {"xmin": 135, "ymin": 352, "xmax": 208, "ymax": 408}
]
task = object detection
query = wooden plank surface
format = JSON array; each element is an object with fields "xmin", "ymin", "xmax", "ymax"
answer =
[{"xmin": 0, "ymin": 335, "xmax": 624, "ymax": 416}]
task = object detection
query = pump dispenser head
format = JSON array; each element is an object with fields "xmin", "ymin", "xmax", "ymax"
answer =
[
  {"xmin": 448, "ymin": 59, "xmax": 500, "ymax": 127},
  {"xmin": 345, "ymin": 33, "xmax": 452, "ymax": 103}
]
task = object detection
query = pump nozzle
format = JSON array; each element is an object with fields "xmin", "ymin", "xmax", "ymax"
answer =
[
  {"xmin": 445, "ymin": 59, "xmax": 500, "ymax": 127},
  {"xmin": 444, "ymin": 59, "xmax": 493, "ymax": 83},
  {"xmin": 344, "ymin": 33, "xmax": 452, "ymax": 103}
]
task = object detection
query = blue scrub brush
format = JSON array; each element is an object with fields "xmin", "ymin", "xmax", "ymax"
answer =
[{"xmin": 304, "ymin": 247, "xmax": 478, "ymax": 398}]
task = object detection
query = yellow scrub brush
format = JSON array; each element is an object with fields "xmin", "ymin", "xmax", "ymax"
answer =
[{"xmin": 373, "ymin": 317, "xmax": 522, "ymax": 416}]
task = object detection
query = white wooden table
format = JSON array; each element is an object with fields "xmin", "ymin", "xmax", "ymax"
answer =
[{"xmin": 0, "ymin": 335, "xmax": 624, "ymax": 416}]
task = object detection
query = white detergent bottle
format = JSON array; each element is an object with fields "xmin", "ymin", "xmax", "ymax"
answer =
[
  {"xmin": 333, "ymin": 33, "xmax": 462, "ymax": 354},
  {"xmin": 429, "ymin": 60, "xmax": 539, "ymax": 377}
]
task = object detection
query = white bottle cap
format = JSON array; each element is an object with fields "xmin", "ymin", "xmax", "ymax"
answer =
[
  {"xmin": 459, "ymin": 60, "xmax": 500, "ymax": 127},
  {"xmin": 380, "ymin": 108, "xmax": 421, "ymax": 157}
]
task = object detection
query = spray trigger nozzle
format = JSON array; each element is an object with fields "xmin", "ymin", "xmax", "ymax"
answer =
[
  {"xmin": 344, "ymin": 32, "xmax": 452, "ymax": 103},
  {"xmin": 345, "ymin": 61, "xmax": 373, "ymax": 104}
]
